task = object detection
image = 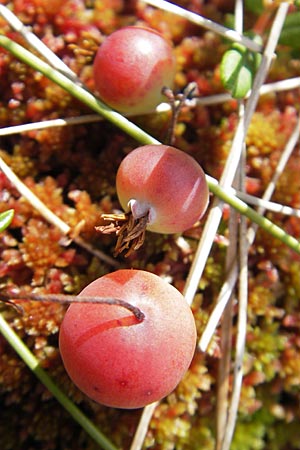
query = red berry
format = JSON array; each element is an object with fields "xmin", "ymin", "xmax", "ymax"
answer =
[
  {"xmin": 116, "ymin": 145, "xmax": 209, "ymax": 234},
  {"xmin": 93, "ymin": 26, "xmax": 176, "ymax": 115},
  {"xmin": 59, "ymin": 269, "xmax": 196, "ymax": 409}
]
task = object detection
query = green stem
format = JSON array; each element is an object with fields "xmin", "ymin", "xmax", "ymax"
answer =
[
  {"xmin": 208, "ymin": 180, "xmax": 300, "ymax": 254},
  {"xmin": 0, "ymin": 36, "xmax": 159, "ymax": 146},
  {"xmin": 0, "ymin": 35, "xmax": 299, "ymax": 256},
  {"xmin": 0, "ymin": 313, "xmax": 118, "ymax": 450}
]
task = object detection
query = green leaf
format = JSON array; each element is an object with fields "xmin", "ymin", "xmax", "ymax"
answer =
[
  {"xmin": 220, "ymin": 42, "xmax": 262, "ymax": 99},
  {"xmin": 279, "ymin": 12, "xmax": 300, "ymax": 49},
  {"xmin": 0, "ymin": 209, "xmax": 14, "ymax": 232}
]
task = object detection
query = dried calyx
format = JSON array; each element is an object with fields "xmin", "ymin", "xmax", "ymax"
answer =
[{"xmin": 97, "ymin": 209, "xmax": 150, "ymax": 257}]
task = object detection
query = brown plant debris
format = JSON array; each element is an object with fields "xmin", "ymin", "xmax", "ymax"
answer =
[{"xmin": 97, "ymin": 211, "xmax": 150, "ymax": 257}]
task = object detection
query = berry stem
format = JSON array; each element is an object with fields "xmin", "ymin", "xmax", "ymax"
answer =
[
  {"xmin": 0, "ymin": 290, "xmax": 145, "ymax": 322},
  {"xmin": 162, "ymin": 82, "xmax": 198, "ymax": 145}
]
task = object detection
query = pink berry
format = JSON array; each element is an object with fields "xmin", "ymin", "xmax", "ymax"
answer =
[
  {"xmin": 93, "ymin": 26, "xmax": 176, "ymax": 114},
  {"xmin": 116, "ymin": 145, "xmax": 209, "ymax": 234},
  {"xmin": 59, "ymin": 269, "xmax": 196, "ymax": 409}
]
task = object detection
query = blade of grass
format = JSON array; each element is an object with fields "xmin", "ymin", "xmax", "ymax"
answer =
[
  {"xmin": 0, "ymin": 35, "xmax": 160, "ymax": 146},
  {"xmin": 0, "ymin": 114, "xmax": 103, "ymax": 136},
  {"xmin": 131, "ymin": 5, "xmax": 290, "ymax": 447},
  {"xmin": 0, "ymin": 4, "xmax": 79, "ymax": 81},
  {"xmin": 142, "ymin": 0, "xmax": 262, "ymax": 53},
  {"xmin": 220, "ymin": 167, "xmax": 249, "ymax": 450},
  {"xmin": 194, "ymin": 77, "xmax": 300, "ymax": 106},
  {"xmin": 220, "ymin": 205, "xmax": 248, "ymax": 450},
  {"xmin": 233, "ymin": 192, "xmax": 300, "ymax": 217},
  {"xmin": 207, "ymin": 182, "xmax": 300, "ymax": 256},
  {"xmin": 216, "ymin": 206, "xmax": 238, "ymax": 450},
  {"xmin": 0, "ymin": 35, "xmax": 298, "ymax": 257},
  {"xmin": 217, "ymin": 30, "xmax": 241, "ymax": 450},
  {"xmin": 130, "ymin": 124, "xmax": 300, "ymax": 450},
  {"xmin": 1, "ymin": 76, "xmax": 299, "ymax": 137},
  {"xmin": 0, "ymin": 155, "xmax": 119, "ymax": 267},
  {"xmin": 0, "ymin": 313, "xmax": 118, "ymax": 450},
  {"xmin": 218, "ymin": 3, "xmax": 247, "ymax": 445},
  {"xmin": 0, "ymin": 155, "xmax": 70, "ymax": 234},
  {"xmin": 199, "ymin": 262, "xmax": 239, "ymax": 352},
  {"xmin": 183, "ymin": 1, "xmax": 290, "ymax": 306},
  {"xmin": 129, "ymin": 402, "xmax": 158, "ymax": 450},
  {"xmin": 0, "ymin": 4, "xmax": 296, "ymax": 450},
  {"xmin": 199, "ymin": 109, "xmax": 300, "ymax": 353}
]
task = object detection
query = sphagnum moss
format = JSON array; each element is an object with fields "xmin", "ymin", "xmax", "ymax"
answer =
[{"xmin": 0, "ymin": 1, "xmax": 300, "ymax": 449}]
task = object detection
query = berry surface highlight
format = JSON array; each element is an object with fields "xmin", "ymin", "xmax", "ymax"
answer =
[{"xmin": 93, "ymin": 26, "xmax": 176, "ymax": 115}]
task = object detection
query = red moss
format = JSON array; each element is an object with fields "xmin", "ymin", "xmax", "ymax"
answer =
[{"xmin": 1, "ymin": 1, "xmax": 300, "ymax": 448}]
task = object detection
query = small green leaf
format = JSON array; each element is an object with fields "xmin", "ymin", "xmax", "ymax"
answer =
[
  {"xmin": 0, "ymin": 209, "xmax": 14, "ymax": 232},
  {"xmin": 220, "ymin": 41, "xmax": 262, "ymax": 99},
  {"xmin": 279, "ymin": 12, "xmax": 300, "ymax": 49}
]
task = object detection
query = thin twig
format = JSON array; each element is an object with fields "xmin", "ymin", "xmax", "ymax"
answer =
[
  {"xmin": 220, "ymin": 174, "xmax": 249, "ymax": 450},
  {"xmin": 1, "ymin": 76, "xmax": 299, "ymax": 138},
  {"xmin": 130, "ymin": 15, "xmax": 296, "ymax": 438},
  {"xmin": 216, "ymin": 205, "xmax": 239, "ymax": 450},
  {"xmin": 1, "ymin": 122, "xmax": 299, "ymax": 217},
  {"xmin": 162, "ymin": 82, "xmax": 198, "ymax": 145},
  {"xmin": 0, "ymin": 5, "xmax": 79, "ymax": 82},
  {"xmin": 129, "ymin": 402, "xmax": 158, "ymax": 450},
  {"xmin": 0, "ymin": 4, "xmax": 295, "ymax": 450},
  {"xmin": 183, "ymin": 1, "xmax": 289, "ymax": 306},
  {"xmin": 220, "ymin": 65, "xmax": 249, "ymax": 447},
  {"xmin": 195, "ymin": 77, "xmax": 300, "ymax": 106},
  {"xmin": 0, "ymin": 115, "xmax": 103, "ymax": 136},
  {"xmin": 216, "ymin": 3, "xmax": 244, "ymax": 446},
  {"xmin": 130, "ymin": 0, "xmax": 272, "ymax": 444},
  {"xmin": 1, "ymin": 35, "xmax": 299, "ymax": 253},
  {"xmin": 1, "ymin": 290, "xmax": 145, "ymax": 321},
  {"xmin": 234, "ymin": 191, "xmax": 300, "ymax": 217},
  {"xmin": 199, "ymin": 109, "xmax": 300, "ymax": 353},
  {"xmin": 0, "ymin": 156, "xmax": 119, "ymax": 267},
  {"xmin": 142, "ymin": 0, "xmax": 262, "ymax": 53},
  {"xmin": 0, "ymin": 156, "xmax": 69, "ymax": 234},
  {"xmin": 0, "ymin": 35, "xmax": 161, "ymax": 146}
]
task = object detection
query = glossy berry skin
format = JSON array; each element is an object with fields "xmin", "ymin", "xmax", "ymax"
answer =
[
  {"xmin": 59, "ymin": 270, "xmax": 196, "ymax": 409},
  {"xmin": 116, "ymin": 145, "xmax": 209, "ymax": 234},
  {"xmin": 93, "ymin": 26, "xmax": 176, "ymax": 115}
]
